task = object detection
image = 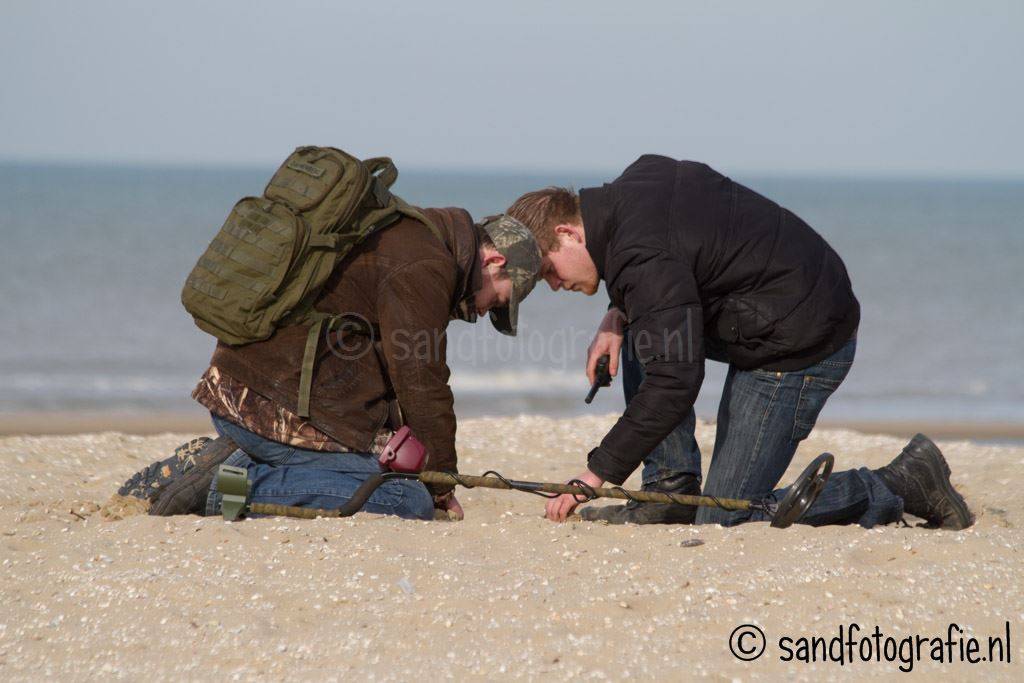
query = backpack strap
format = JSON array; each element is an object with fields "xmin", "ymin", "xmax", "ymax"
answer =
[
  {"xmin": 363, "ymin": 157, "xmax": 398, "ymax": 188},
  {"xmin": 363, "ymin": 158, "xmax": 399, "ymax": 210},
  {"xmin": 361, "ymin": 156, "xmax": 442, "ymax": 244},
  {"xmin": 393, "ymin": 198, "xmax": 443, "ymax": 244},
  {"xmin": 297, "ymin": 313, "xmax": 381, "ymax": 418},
  {"xmin": 297, "ymin": 319, "xmax": 327, "ymax": 418}
]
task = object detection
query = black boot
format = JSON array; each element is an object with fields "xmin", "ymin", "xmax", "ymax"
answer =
[
  {"xmin": 579, "ymin": 473, "xmax": 700, "ymax": 524},
  {"xmin": 874, "ymin": 433, "xmax": 974, "ymax": 530}
]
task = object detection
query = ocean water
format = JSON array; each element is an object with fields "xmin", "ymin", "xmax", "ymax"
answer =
[{"xmin": 1, "ymin": 162, "xmax": 1022, "ymax": 426}]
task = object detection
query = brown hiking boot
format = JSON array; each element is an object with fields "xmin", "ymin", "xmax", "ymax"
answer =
[
  {"xmin": 148, "ymin": 436, "xmax": 240, "ymax": 516},
  {"xmin": 117, "ymin": 437, "xmax": 212, "ymax": 502},
  {"xmin": 874, "ymin": 434, "xmax": 974, "ymax": 530},
  {"xmin": 116, "ymin": 436, "xmax": 239, "ymax": 516}
]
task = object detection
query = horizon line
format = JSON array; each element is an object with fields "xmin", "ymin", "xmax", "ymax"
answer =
[{"xmin": 2, "ymin": 156, "xmax": 1023, "ymax": 183}]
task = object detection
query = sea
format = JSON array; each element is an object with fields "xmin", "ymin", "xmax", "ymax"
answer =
[{"xmin": 1, "ymin": 162, "xmax": 1022, "ymax": 432}]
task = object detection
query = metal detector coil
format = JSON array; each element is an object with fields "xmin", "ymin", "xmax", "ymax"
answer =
[{"xmin": 769, "ymin": 453, "xmax": 834, "ymax": 529}]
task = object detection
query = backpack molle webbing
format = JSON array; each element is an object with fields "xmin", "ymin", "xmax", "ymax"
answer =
[{"xmin": 182, "ymin": 146, "xmax": 441, "ymax": 417}]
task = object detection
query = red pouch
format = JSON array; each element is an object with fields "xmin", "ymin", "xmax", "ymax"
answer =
[{"xmin": 378, "ymin": 426, "xmax": 428, "ymax": 473}]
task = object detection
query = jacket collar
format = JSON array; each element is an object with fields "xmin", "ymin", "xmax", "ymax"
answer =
[{"xmin": 579, "ymin": 185, "xmax": 613, "ymax": 281}]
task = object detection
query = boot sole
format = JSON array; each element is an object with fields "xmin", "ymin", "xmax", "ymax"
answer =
[
  {"xmin": 150, "ymin": 437, "xmax": 239, "ymax": 516},
  {"xmin": 908, "ymin": 434, "xmax": 974, "ymax": 530}
]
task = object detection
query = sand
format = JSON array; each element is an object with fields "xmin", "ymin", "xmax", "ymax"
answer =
[{"xmin": 1, "ymin": 415, "xmax": 1021, "ymax": 680}]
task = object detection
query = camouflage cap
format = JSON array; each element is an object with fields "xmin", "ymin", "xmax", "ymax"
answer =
[{"xmin": 479, "ymin": 214, "xmax": 542, "ymax": 336}]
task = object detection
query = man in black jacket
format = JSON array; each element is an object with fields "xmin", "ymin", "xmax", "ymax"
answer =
[{"xmin": 508, "ymin": 155, "xmax": 973, "ymax": 529}]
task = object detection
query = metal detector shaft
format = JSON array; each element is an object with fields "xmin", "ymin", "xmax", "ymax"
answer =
[
  {"xmin": 417, "ymin": 472, "xmax": 755, "ymax": 510},
  {"xmin": 245, "ymin": 471, "xmax": 754, "ymax": 519}
]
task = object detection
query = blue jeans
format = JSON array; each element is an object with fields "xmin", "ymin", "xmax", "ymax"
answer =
[
  {"xmin": 204, "ymin": 415, "xmax": 434, "ymax": 521},
  {"xmin": 622, "ymin": 332, "xmax": 903, "ymax": 527}
]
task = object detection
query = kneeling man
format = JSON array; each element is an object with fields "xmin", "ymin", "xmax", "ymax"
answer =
[
  {"xmin": 508, "ymin": 155, "xmax": 972, "ymax": 529},
  {"xmin": 119, "ymin": 211, "xmax": 541, "ymax": 521}
]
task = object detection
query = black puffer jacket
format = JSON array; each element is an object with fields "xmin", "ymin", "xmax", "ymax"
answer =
[{"xmin": 582, "ymin": 155, "xmax": 859, "ymax": 484}]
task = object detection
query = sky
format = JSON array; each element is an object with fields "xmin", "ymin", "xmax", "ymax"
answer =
[{"xmin": 2, "ymin": 1, "xmax": 1022, "ymax": 176}]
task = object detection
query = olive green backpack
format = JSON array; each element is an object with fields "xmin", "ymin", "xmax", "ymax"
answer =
[{"xmin": 182, "ymin": 146, "xmax": 440, "ymax": 417}]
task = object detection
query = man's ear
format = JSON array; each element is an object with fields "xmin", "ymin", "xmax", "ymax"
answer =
[
  {"xmin": 554, "ymin": 223, "xmax": 584, "ymax": 244},
  {"xmin": 482, "ymin": 247, "xmax": 506, "ymax": 269}
]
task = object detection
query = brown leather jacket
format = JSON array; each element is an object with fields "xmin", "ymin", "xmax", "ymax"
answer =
[{"xmin": 201, "ymin": 207, "xmax": 480, "ymax": 493}]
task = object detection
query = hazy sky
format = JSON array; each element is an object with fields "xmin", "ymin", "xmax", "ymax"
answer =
[{"xmin": 2, "ymin": 1, "xmax": 1022, "ymax": 176}]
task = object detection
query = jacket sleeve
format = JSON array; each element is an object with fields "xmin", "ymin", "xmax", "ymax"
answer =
[
  {"xmin": 377, "ymin": 258, "xmax": 459, "ymax": 495},
  {"xmin": 587, "ymin": 250, "xmax": 705, "ymax": 485}
]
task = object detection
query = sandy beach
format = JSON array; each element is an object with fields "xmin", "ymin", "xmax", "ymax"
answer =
[{"xmin": 1, "ymin": 415, "xmax": 1021, "ymax": 680}]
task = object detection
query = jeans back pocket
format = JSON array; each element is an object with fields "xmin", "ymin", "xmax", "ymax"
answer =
[{"xmin": 791, "ymin": 362, "xmax": 851, "ymax": 442}]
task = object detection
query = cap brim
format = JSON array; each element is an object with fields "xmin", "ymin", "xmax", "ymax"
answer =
[{"xmin": 489, "ymin": 283, "xmax": 520, "ymax": 336}]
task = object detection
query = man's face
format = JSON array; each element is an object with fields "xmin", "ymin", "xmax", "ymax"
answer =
[{"xmin": 540, "ymin": 228, "xmax": 600, "ymax": 295}]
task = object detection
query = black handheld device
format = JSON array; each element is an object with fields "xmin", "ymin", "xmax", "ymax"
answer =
[{"xmin": 585, "ymin": 354, "xmax": 612, "ymax": 404}]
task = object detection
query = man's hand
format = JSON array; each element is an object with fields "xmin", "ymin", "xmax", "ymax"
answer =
[
  {"xmin": 434, "ymin": 492, "xmax": 465, "ymax": 521},
  {"xmin": 444, "ymin": 494, "xmax": 465, "ymax": 520},
  {"xmin": 587, "ymin": 308, "xmax": 626, "ymax": 384},
  {"xmin": 544, "ymin": 469, "xmax": 605, "ymax": 522}
]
